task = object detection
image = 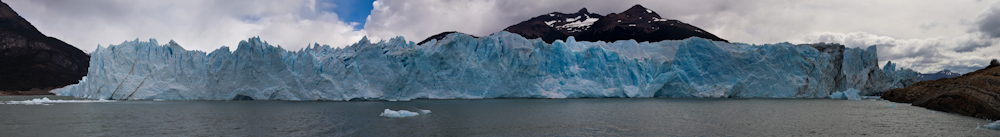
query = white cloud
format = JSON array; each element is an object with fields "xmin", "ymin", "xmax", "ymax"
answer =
[
  {"xmin": 799, "ymin": 0, "xmax": 1000, "ymax": 74},
  {"xmin": 803, "ymin": 31, "xmax": 999, "ymax": 73},
  {"xmin": 5, "ymin": 0, "xmax": 366, "ymax": 52}
]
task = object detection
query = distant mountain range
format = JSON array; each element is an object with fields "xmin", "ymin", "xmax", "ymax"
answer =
[
  {"xmin": 0, "ymin": 1, "xmax": 89, "ymax": 94},
  {"xmin": 918, "ymin": 69, "xmax": 962, "ymax": 81},
  {"xmin": 419, "ymin": 5, "xmax": 727, "ymax": 45}
]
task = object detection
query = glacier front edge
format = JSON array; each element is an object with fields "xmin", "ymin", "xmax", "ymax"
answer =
[{"xmin": 53, "ymin": 32, "xmax": 919, "ymax": 100}]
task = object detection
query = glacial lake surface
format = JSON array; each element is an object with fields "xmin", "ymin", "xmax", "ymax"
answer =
[{"xmin": 1, "ymin": 95, "xmax": 998, "ymax": 136}]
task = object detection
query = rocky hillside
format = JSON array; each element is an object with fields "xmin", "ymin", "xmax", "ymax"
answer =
[
  {"xmin": 882, "ymin": 59, "xmax": 1000, "ymax": 120},
  {"xmin": 0, "ymin": 1, "xmax": 89, "ymax": 94}
]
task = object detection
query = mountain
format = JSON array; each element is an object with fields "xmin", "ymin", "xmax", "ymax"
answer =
[
  {"xmin": 496, "ymin": 8, "xmax": 603, "ymax": 43},
  {"xmin": 53, "ymin": 33, "xmax": 917, "ymax": 100},
  {"xmin": 0, "ymin": 1, "xmax": 89, "ymax": 94},
  {"xmin": 883, "ymin": 59, "xmax": 1000, "ymax": 120},
  {"xmin": 417, "ymin": 31, "xmax": 477, "ymax": 45},
  {"xmin": 499, "ymin": 5, "xmax": 727, "ymax": 44},
  {"xmin": 918, "ymin": 69, "xmax": 962, "ymax": 81}
]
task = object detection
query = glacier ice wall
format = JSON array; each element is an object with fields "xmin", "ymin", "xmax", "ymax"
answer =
[{"xmin": 54, "ymin": 32, "xmax": 919, "ymax": 100}]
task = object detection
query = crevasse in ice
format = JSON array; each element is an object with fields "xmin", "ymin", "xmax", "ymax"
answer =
[{"xmin": 53, "ymin": 32, "xmax": 919, "ymax": 100}]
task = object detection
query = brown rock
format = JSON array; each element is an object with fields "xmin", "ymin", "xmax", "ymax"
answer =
[{"xmin": 882, "ymin": 61, "xmax": 1000, "ymax": 120}]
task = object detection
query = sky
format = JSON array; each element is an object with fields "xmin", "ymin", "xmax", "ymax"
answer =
[{"xmin": 5, "ymin": 0, "xmax": 1000, "ymax": 74}]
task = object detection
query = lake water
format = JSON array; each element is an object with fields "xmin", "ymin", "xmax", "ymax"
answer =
[{"xmin": 1, "ymin": 95, "xmax": 998, "ymax": 136}]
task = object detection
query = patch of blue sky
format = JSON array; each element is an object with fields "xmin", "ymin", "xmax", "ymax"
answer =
[{"xmin": 321, "ymin": 0, "xmax": 376, "ymax": 30}]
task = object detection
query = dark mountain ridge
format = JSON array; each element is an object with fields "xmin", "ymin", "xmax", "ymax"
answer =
[
  {"xmin": 574, "ymin": 5, "xmax": 727, "ymax": 43},
  {"xmin": 0, "ymin": 1, "xmax": 89, "ymax": 93},
  {"xmin": 499, "ymin": 8, "xmax": 604, "ymax": 43},
  {"xmin": 420, "ymin": 5, "xmax": 727, "ymax": 45}
]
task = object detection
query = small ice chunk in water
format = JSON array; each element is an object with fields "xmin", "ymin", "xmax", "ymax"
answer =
[
  {"xmin": 380, "ymin": 109, "xmax": 420, "ymax": 118},
  {"xmin": 829, "ymin": 92, "xmax": 845, "ymax": 99},
  {"xmin": 828, "ymin": 88, "xmax": 861, "ymax": 100},
  {"xmin": 985, "ymin": 121, "xmax": 1000, "ymax": 130},
  {"xmin": 420, "ymin": 109, "xmax": 432, "ymax": 114},
  {"xmin": 3, "ymin": 97, "xmax": 114, "ymax": 105}
]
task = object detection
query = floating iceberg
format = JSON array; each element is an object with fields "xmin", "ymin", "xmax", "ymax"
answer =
[
  {"xmin": 380, "ymin": 109, "xmax": 421, "ymax": 118},
  {"xmin": 986, "ymin": 121, "xmax": 1000, "ymax": 130},
  {"xmin": 829, "ymin": 92, "xmax": 848, "ymax": 100},
  {"xmin": 3, "ymin": 97, "xmax": 115, "ymax": 105},
  {"xmin": 829, "ymin": 88, "xmax": 861, "ymax": 100},
  {"xmin": 53, "ymin": 32, "xmax": 918, "ymax": 100}
]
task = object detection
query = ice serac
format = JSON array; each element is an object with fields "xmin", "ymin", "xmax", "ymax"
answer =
[{"xmin": 53, "ymin": 32, "xmax": 918, "ymax": 100}]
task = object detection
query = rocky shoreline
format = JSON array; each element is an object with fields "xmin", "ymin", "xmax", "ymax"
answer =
[{"xmin": 883, "ymin": 59, "xmax": 1000, "ymax": 120}]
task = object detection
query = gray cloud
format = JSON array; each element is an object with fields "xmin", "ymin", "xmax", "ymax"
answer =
[
  {"xmin": 954, "ymin": 34, "xmax": 994, "ymax": 52},
  {"xmin": 978, "ymin": 2, "xmax": 1000, "ymax": 38}
]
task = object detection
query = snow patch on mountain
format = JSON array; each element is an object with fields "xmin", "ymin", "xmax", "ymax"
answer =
[{"xmin": 559, "ymin": 18, "xmax": 599, "ymax": 32}]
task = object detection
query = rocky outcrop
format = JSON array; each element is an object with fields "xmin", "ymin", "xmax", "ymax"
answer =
[
  {"xmin": 883, "ymin": 59, "xmax": 1000, "ymax": 120},
  {"xmin": 417, "ymin": 31, "xmax": 478, "ymax": 45},
  {"xmin": 0, "ymin": 1, "xmax": 89, "ymax": 93}
]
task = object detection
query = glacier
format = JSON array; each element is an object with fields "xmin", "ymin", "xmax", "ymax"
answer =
[{"xmin": 53, "ymin": 31, "xmax": 919, "ymax": 100}]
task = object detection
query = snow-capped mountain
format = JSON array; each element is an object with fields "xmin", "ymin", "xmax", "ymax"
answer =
[
  {"xmin": 918, "ymin": 69, "xmax": 962, "ymax": 81},
  {"xmin": 499, "ymin": 8, "xmax": 604, "ymax": 43},
  {"xmin": 501, "ymin": 5, "xmax": 728, "ymax": 43}
]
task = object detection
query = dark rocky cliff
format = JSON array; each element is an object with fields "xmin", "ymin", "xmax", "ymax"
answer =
[{"xmin": 0, "ymin": 1, "xmax": 89, "ymax": 94}]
